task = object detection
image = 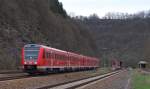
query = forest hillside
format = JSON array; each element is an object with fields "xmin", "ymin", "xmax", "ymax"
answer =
[{"xmin": 0, "ymin": 0, "xmax": 98, "ymax": 69}]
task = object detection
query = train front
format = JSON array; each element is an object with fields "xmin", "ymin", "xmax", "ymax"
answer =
[{"xmin": 22, "ymin": 44, "xmax": 41, "ymax": 74}]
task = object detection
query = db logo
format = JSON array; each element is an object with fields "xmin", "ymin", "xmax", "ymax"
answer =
[{"xmin": 29, "ymin": 61, "xmax": 33, "ymax": 64}]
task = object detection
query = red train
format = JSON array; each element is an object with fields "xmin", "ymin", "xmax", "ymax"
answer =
[
  {"xmin": 111, "ymin": 59, "xmax": 122, "ymax": 70},
  {"xmin": 21, "ymin": 44, "xmax": 99, "ymax": 74}
]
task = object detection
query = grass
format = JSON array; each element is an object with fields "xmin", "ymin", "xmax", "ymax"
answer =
[{"xmin": 132, "ymin": 70, "xmax": 150, "ymax": 89}]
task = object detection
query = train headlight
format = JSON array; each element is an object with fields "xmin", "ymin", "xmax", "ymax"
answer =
[
  {"xmin": 34, "ymin": 62, "xmax": 37, "ymax": 64},
  {"xmin": 24, "ymin": 62, "xmax": 27, "ymax": 64}
]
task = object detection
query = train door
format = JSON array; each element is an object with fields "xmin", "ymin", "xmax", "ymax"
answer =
[
  {"xmin": 50, "ymin": 51, "xmax": 53, "ymax": 67},
  {"xmin": 66, "ymin": 54, "xmax": 69, "ymax": 68},
  {"xmin": 68, "ymin": 54, "xmax": 71, "ymax": 68},
  {"xmin": 45, "ymin": 50, "xmax": 51, "ymax": 67}
]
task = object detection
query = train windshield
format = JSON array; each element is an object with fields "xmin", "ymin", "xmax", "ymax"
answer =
[{"xmin": 24, "ymin": 45, "xmax": 40, "ymax": 60}]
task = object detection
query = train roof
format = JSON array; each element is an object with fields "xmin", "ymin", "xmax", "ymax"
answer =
[
  {"xmin": 24, "ymin": 44, "xmax": 67, "ymax": 53},
  {"xmin": 24, "ymin": 44, "xmax": 99, "ymax": 61},
  {"xmin": 41, "ymin": 45, "xmax": 67, "ymax": 53}
]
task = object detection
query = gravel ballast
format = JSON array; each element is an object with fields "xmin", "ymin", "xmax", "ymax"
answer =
[{"xmin": 0, "ymin": 68, "xmax": 110, "ymax": 89}]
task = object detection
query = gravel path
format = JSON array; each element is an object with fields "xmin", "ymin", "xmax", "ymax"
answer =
[
  {"xmin": 0, "ymin": 73, "xmax": 27, "ymax": 78},
  {"xmin": 80, "ymin": 70, "xmax": 132, "ymax": 89},
  {"xmin": 0, "ymin": 68, "xmax": 110, "ymax": 89}
]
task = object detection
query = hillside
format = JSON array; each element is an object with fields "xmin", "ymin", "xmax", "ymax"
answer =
[
  {"xmin": 75, "ymin": 16, "xmax": 150, "ymax": 67},
  {"xmin": 0, "ymin": 0, "xmax": 98, "ymax": 69}
]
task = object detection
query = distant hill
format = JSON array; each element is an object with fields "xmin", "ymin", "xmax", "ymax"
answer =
[
  {"xmin": 0, "ymin": 0, "xmax": 98, "ymax": 69},
  {"xmin": 74, "ymin": 15, "xmax": 150, "ymax": 67}
]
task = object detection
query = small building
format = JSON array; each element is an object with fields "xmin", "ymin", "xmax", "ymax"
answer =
[{"xmin": 138, "ymin": 61, "xmax": 148, "ymax": 69}]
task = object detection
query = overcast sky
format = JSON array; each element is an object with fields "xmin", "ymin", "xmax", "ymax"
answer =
[{"xmin": 59, "ymin": 0, "xmax": 150, "ymax": 17}]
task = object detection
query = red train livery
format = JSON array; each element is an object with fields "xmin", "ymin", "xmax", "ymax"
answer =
[
  {"xmin": 22, "ymin": 44, "xmax": 99, "ymax": 74},
  {"xmin": 111, "ymin": 59, "xmax": 122, "ymax": 70}
]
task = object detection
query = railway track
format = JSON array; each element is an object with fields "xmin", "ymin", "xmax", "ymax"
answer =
[
  {"xmin": 0, "ymin": 70, "xmax": 30, "ymax": 81},
  {"xmin": 0, "ymin": 70, "xmax": 96, "ymax": 82},
  {"xmin": 0, "ymin": 70, "xmax": 92, "ymax": 82},
  {"xmin": 37, "ymin": 70, "xmax": 124, "ymax": 89},
  {"xmin": 0, "ymin": 70, "xmax": 23, "ymax": 74},
  {"xmin": 0, "ymin": 75, "xmax": 30, "ymax": 81}
]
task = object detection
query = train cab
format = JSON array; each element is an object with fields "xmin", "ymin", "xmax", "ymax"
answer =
[
  {"xmin": 22, "ymin": 44, "xmax": 100, "ymax": 74},
  {"xmin": 22, "ymin": 44, "xmax": 42, "ymax": 73}
]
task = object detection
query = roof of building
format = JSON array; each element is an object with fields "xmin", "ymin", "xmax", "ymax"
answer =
[{"xmin": 138, "ymin": 61, "xmax": 148, "ymax": 64}]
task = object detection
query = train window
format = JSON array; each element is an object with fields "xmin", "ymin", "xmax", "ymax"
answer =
[
  {"xmin": 56, "ymin": 54, "xmax": 58, "ymax": 59},
  {"xmin": 55, "ymin": 54, "xmax": 57, "ymax": 59},
  {"xmin": 63, "ymin": 56, "xmax": 65, "ymax": 60},
  {"xmin": 54, "ymin": 53, "xmax": 56, "ymax": 59},
  {"xmin": 47, "ymin": 52, "xmax": 49, "ymax": 59},
  {"xmin": 49, "ymin": 53, "xmax": 51, "ymax": 59},
  {"xmin": 51, "ymin": 53, "xmax": 54, "ymax": 59},
  {"xmin": 24, "ymin": 50, "xmax": 39, "ymax": 60},
  {"xmin": 45, "ymin": 51, "xmax": 46, "ymax": 58},
  {"xmin": 43, "ymin": 50, "xmax": 45, "ymax": 58},
  {"xmin": 61, "ymin": 55, "xmax": 63, "ymax": 60},
  {"xmin": 59, "ymin": 55, "xmax": 61, "ymax": 60},
  {"xmin": 64, "ymin": 56, "xmax": 66, "ymax": 60},
  {"xmin": 57, "ymin": 54, "xmax": 59, "ymax": 59},
  {"xmin": 71, "ymin": 56, "xmax": 72, "ymax": 60},
  {"xmin": 48, "ymin": 53, "xmax": 50, "ymax": 58},
  {"xmin": 54, "ymin": 54, "xmax": 56, "ymax": 59},
  {"xmin": 62, "ymin": 55, "xmax": 64, "ymax": 60},
  {"xmin": 59, "ymin": 55, "xmax": 60, "ymax": 60},
  {"xmin": 60, "ymin": 55, "xmax": 62, "ymax": 60},
  {"xmin": 45, "ymin": 52, "xmax": 47, "ymax": 59},
  {"xmin": 48, "ymin": 53, "xmax": 49, "ymax": 58},
  {"xmin": 53, "ymin": 53, "xmax": 55, "ymax": 59},
  {"xmin": 56, "ymin": 54, "xmax": 62, "ymax": 60},
  {"xmin": 64, "ymin": 55, "xmax": 65, "ymax": 60},
  {"xmin": 59, "ymin": 55, "xmax": 62, "ymax": 60},
  {"xmin": 58, "ymin": 54, "xmax": 60, "ymax": 59},
  {"xmin": 50, "ymin": 53, "xmax": 52, "ymax": 59},
  {"xmin": 50, "ymin": 53, "xmax": 51, "ymax": 58},
  {"xmin": 51, "ymin": 53, "xmax": 53, "ymax": 59},
  {"xmin": 46, "ymin": 52, "xmax": 48, "ymax": 59}
]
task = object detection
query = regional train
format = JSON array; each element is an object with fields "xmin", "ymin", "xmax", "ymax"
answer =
[
  {"xmin": 111, "ymin": 59, "xmax": 122, "ymax": 70},
  {"xmin": 22, "ymin": 44, "xmax": 99, "ymax": 74}
]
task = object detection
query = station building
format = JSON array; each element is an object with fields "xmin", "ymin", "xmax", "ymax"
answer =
[{"xmin": 138, "ymin": 61, "xmax": 148, "ymax": 69}]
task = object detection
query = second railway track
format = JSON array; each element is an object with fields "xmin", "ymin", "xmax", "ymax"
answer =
[
  {"xmin": 37, "ymin": 70, "xmax": 124, "ymax": 89},
  {"xmin": 0, "ymin": 71, "xmax": 30, "ymax": 81},
  {"xmin": 0, "ymin": 75, "xmax": 30, "ymax": 81},
  {"xmin": 0, "ymin": 70, "xmax": 23, "ymax": 74}
]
